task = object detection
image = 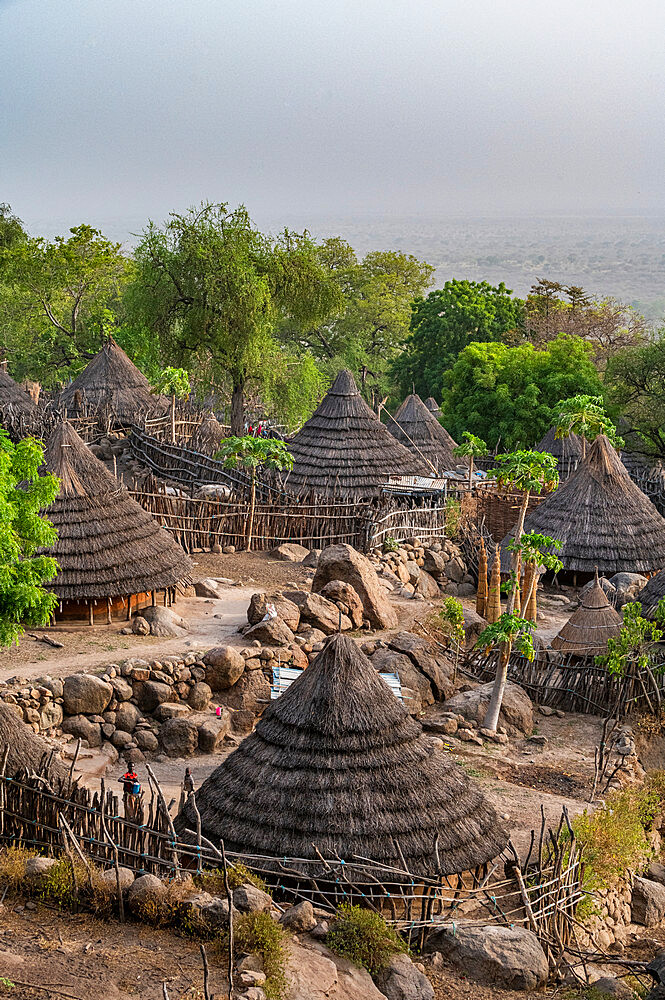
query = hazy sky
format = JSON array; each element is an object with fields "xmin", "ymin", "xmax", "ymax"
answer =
[{"xmin": 2, "ymin": 0, "xmax": 665, "ymax": 237}]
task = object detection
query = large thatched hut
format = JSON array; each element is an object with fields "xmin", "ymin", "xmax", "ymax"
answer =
[
  {"xmin": 0, "ymin": 704, "xmax": 68, "ymax": 783},
  {"xmin": 190, "ymin": 413, "xmax": 226, "ymax": 456},
  {"xmin": 41, "ymin": 422, "xmax": 192, "ymax": 622},
  {"xmin": 176, "ymin": 634, "xmax": 506, "ymax": 879},
  {"xmin": 0, "ymin": 367, "xmax": 40, "ymax": 438},
  {"xmin": 284, "ymin": 370, "xmax": 430, "ymax": 498},
  {"xmin": 58, "ymin": 338, "xmax": 167, "ymax": 422},
  {"xmin": 551, "ymin": 572, "xmax": 622, "ymax": 657},
  {"xmin": 499, "ymin": 435, "xmax": 665, "ymax": 577},
  {"xmin": 535, "ymin": 426, "xmax": 583, "ymax": 480},
  {"xmin": 387, "ymin": 394, "xmax": 459, "ymax": 475}
]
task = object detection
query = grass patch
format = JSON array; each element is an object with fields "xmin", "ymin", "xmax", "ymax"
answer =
[
  {"xmin": 326, "ymin": 903, "xmax": 406, "ymax": 978},
  {"xmin": 195, "ymin": 861, "xmax": 268, "ymax": 895},
  {"xmin": 233, "ymin": 911, "xmax": 288, "ymax": 1000}
]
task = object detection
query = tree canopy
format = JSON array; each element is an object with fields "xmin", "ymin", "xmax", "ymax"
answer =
[
  {"xmin": 391, "ymin": 279, "xmax": 525, "ymax": 401},
  {"xmin": 604, "ymin": 334, "xmax": 665, "ymax": 457},
  {"xmin": 440, "ymin": 335, "xmax": 603, "ymax": 450}
]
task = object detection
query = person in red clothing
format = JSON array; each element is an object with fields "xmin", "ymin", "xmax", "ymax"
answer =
[{"xmin": 119, "ymin": 770, "xmax": 140, "ymax": 796}]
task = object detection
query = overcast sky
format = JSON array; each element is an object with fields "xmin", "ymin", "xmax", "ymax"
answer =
[{"xmin": 2, "ymin": 0, "xmax": 665, "ymax": 238}]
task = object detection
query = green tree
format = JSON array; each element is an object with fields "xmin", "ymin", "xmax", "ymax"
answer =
[
  {"xmin": 605, "ymin": 335, "xmax": 665, "ymax": 457},
  {"xmin": 391, "ymin": 279, "xmax": 525, "ymax": 400},
  {"xmin": 216, "ymin": 436, "xmax": 294, "ymax": 550},
  {"xmin": 130, "ymin": 203, "xmax": 342, "ymax": 436},
  {"xmin": 596, "ymin": 599, "xmax": 665, "ymax": 677},
  {"xmin": 151, "ymin": 366, "xmax": 190, "ymax": 443},
  {"xmin": 0, "ymin": 431, "xmax": 60, "ymax": 646},
  {"xmin": 440, "ymin": 335, "xmax": 603, "ymax": 450},
  {"xmin": 0, "ymin": 203, "xmax": 27, "ymax": 251},
  {"xmin": 482, "ymin": 450, "xmax": 559, "ymax": 732},
  {"xmin": 555, "ymin": 394, "xmax": 621, "ymax": 458},
  {"xmin": 453, "ymin": 431, "xmax": 488, "ymax": 488},
  {"xmin": 0, "ymin": 224, "xmax": 131, "ymax": 382}
]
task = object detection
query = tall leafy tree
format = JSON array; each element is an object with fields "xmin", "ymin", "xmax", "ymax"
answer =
[
  {"xmin": 605, "ymin": 335, "xmax": 665, "ymax": 457},
  {"xmin": 0, "ymin": 224, "xmax": 131, "ymax": 382},
  {"xmin": 130, "ymin": 203, "xmax": 342, "ymax": 435},
  {"xmin": 391, "ymin": 279, "xmax": 525, "ymax": 400},
  {"xmin": 0, "ymin": 203, "xmax": 27, "ymax": 251},
  {"xmin": 0, "ymin": 431, "xmax": 60, "ymax": 646},
  {"xmin": 440, "ymin": 335, "xmax": 603, "ymax": 450}
]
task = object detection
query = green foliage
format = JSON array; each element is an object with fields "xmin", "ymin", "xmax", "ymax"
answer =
[
  {"xmin": 0, "ymin": 431, "xmax": 60, "ymax": 647},
  {"xmin": 437, "ymin": 597, "xmax": 465, "ymax": 647},
  {"xmin": 234, "ymin": 911, "xmax": 288, "ymax": 1000},
  {"xmin": 216, "ymin": 435, "xmax": 294, "ymax": 473},
  {"xmin": 326, "ymin": 903, "xmax": 406, "ymax": 978},
  {"xmin": 392, "ymin": 279, "xmax": 525, "ymax": 401},
  {"xmin": 595, "ymin": 599, "xmax": 665, "ymax": 676},
  {"xmin": 382, "ymin": 535, "xmax": 400, "ymax": 553},
  {"xmin": 0, "ymin": 224, "xmax": 131, "ymax": 384},
  {"xmin": 475, "ymin": 613, "xmax": 536, "ymax": 661},
  {"xmin": 444, "ymin": 497, "xmax": 462, "ymax": 536},
  {"xmin": 151, "ymin": 366, "xmax": 190, "ymax": 399},
  {"xmin": 508, "ymin": 531, "xmax": 563, "ymax": 574},
  {"xmin": 453, "ymin": 431, "xmax": 488, "ymax": 460},
  {"xmin": 440, "ymin": 335, "xmax": 603, "ymax": 450},
  {"xmin": 195, "ymin": 861, "xmax": 268, "ymax": 893},
  {"xmin": 555, "ymin": 394, "xmax": 622, "ymax": 446},
  {"xmin": 605, "ymin": 333, "xmax": 665, "ymax": 457},
  {"xmin": 0, "ymin": 203, "xmax": 27, "ymax": 251},
  {"xmin": 489, "ymin": 450, "xmax": 559, "ymax": 495}
]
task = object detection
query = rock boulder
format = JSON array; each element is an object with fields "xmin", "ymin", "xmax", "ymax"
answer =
[
  {"xmin": 271, "ymin": 543, "xmax": 310, "ymax": 562},
  {"xmin": 312, "ymin": 543, "xmax": 398, "ymax": 629},
  {"xmin": 426, "ymin": 923, "xmax": 549, "ymax": 990},
  {"xmin": 63, "ymin": 674, "xmax": 113, "ymax": 715},
  {"xmin": 159, "ymin": 717, "xmax": 199, "ymax": 757},
  {"xmin": 320, "ymin": 580, "xmax": 365, "ymax": 628},
  {"xmin": 244, "ymin": 618, "xmax": 296, "ymax": 646},
  {"xmin": 443, "ymin": 681, "xmax": 533, "ymax": 736},
  {"xmin": 376, "ymin": 953, "xmax": 434, "ymax": 1000},
  {"xmin": 247, "ymin": 593, "xmax": 301, "ymax": 632},
  {"xmin": 204, "ymin": 646, "xmax": 245, "ymax": 689},
  {"xmin": 61, "ymin": 715, "xmax": 102, "ymax": 747},
  {"xmin": 284, "ymin": 591, "xmax": 352, "ymax": 634},
  {"xmin": 632, "ymin": 876, "xmax": 665, "ymax": 926},
  {"xmin": 140, "ymin": 605, "xmax": 190, "ymax": 637}
]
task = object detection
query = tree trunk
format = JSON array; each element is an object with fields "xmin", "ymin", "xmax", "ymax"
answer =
[
  {"xmin": 171, "ymin": 393, "xmax": 176, "ymax": 444},
  {"xmin": 230, "ymin": 373, "xmax": 245, "ymax": 437},
  {"xmin": 246, "ymin": 468, "xmax": 256, "ymax": 552},
  {"xmin": 582, "ymin": 434, "xmax": 587, "ymax": 460},
  {"xmin": 468, "ymin": 455, "xmax": 474, "ymax": 489},
  {"xmin": 483, "ymin": 489, "xmax": 530, "ymax": 731}
]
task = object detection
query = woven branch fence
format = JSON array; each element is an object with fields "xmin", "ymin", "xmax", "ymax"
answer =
[
  {"xmin": 0, "ymin": 769, "xmax": 583, "ymax": 960},
  {"xmin": 465, "ymin": 646, "xmax": 665, "ymax": 718}
]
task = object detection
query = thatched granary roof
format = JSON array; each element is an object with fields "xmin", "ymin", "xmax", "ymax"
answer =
[
  {"xmin": 535, "ymin": 426, "xmax": 583, "ymax": 479},
  {"xmin": 551, "ymin": 571, "xmax": 622, "ymax": 656},
  {"xmin": 0, "ymin": 704, "xmax": 68, "ymax": 782},
  {"xmin": 499, "ymin": 435, "xmax": 665, "ymax": 576},
  {"xmin": 424, "ymin": 397, "xmax": 442, "ymax": 418},
  {"xmin": 41, "ymin": 421, "xmax": 191, "ymax": 600},
  {"xmin": 284, "ymin": 370, "xmax": 430, "ymax": 498},
  {"xmin": 190, "ymin": 413, "xmax": 226, "ymax": 456},
  {"xmin": 176, "ymin": 634, "xmax": 507, "ymax": 878},
  {"xmin": 387, "ymin": 394, "xmax": 459, "ymax": 474},
  {"xmin": 58, "ymin": 338, "xmax": 168, "ymax": 421}
]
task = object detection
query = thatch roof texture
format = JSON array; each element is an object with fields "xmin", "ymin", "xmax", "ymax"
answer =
[
  {"xmin": 0, "ymin": 369, "xmax": 40, "ymax": 437},
  {"xmin": 176, "ymin": 633, "xmax": 507, "ymax": 877},
  {"xmin": 535, "ymin": 426, "xmax": 583, "ymax": 479},
  {"xmin": 190, "ymin": 413, "xmax": 226, "ymax": 456},
  {"xmin": 499, "ymin": 435, "xmax": 665, "ymax": 575},
  {"xmin": 285, "ymin": 370, "xmax": 430, "ymax": 498},
  {"xmin": 58, "ymin": 338, "xmax": 167, "ymax": 421},
  {"xmin": 551, "ymin": 571, "xmax": 622, "ymax": 656},
  {"xmin": 42, "ymin": 421, "xmax": 191, "ymax": 600},
  {"xmin": 635, "ymin": 572, "xmax": 665, "ymax": 620},
  {"xmin": 424, "ymin": 397, "xmax": 442, "ymax": 418},
  {"xmin": 0, "ymin": 704, "xmax": 68, "ymax": 782},
  {"xmin": 387, "ymin": 394, "xmax": 459, "ymax": 474}
]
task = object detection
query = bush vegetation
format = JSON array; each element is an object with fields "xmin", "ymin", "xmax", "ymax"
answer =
[
  {"xmin": 231, "ymin": 910, "xmax": 289, "ymax": 1000},
  {"xmin": 326, "ymin": 903, "xmax": 406, "ymax": 978}
]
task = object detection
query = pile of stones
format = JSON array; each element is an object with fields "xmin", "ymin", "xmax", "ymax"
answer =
[{"xmin": 368, "ymin": 535, "xmax": 473, "ymax": 600}]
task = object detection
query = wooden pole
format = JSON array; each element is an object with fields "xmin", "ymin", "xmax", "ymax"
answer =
[{"xmin": 476, "ymin": 537, "xmax": 488, "ymax": 618}]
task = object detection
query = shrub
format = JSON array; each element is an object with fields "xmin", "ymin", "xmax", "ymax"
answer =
[
  {"xmin": 382, "ymin": 536, "xmax": 399, "ymax": 554},
  {"xmin": 195, "ymin": 861, "xmax": 268, "ymax": 895},
  {"xmin": 326, "ymin": 903, "xmax": 406, "ymax": 978},
  {"xmin": 232, "ymin": 911, "xmax": 288, "ymax": 1000}
]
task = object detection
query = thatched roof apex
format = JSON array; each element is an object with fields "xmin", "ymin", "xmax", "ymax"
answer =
[
  {"xmin": 551, "ymin": 571, "xmax": 622, "ymax": 656},
  {"xmin": 500, "ymin": 435, "xmax": 665, "ymax": 575},
  {"xmin": 42, "ymin": 421, "xmax": 191, "ymax": 600},
  {"xmin": 424, "ymin": 397, "xmax": 441, "ymax": 417},
  {"xmin": 285, "ymin": 370, "xmax": 430, "ymax": 498},
  {"xmin": 388, "ymin": 394, "xmax": 459, "ymax": 474},
  {"xmin": 176, "ymin": 633, "xmax": 506, "ymax": 878},
  {"xmin": 58, "ymin": 338, "xmax": 168, "ymax": 421}
]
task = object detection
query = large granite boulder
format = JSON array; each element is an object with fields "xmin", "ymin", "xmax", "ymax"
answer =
[
  {"xmin": 247, "ymin": 592, "xmax": 301, "ymax": 632},
  {"xmin": 443, "ymin": 681, "xmax": 533, "ymax": 736},
  {"xmin": 244, "ymin": 618, "xmax": 296, "ymax": 646},
  {"xmin": 61, "ymin": 715, "xmax": 102, "ymax": 747},
  {"xmin": 320, "ymin": 580, "xmax": 365, "ymax": 628},
  {"xmin": 313, "ymin": 543, "xmax": 398, "ymax": 629},
  {"xmin": 63, "ymin": 674, "xmax": 113, "ymax": 715},
  {"xmin": 371, "ymin": 647, "xmax": 434, "ymax": 714},
  {"xmin": 159, "ymin": 717, "xmax": 199, "ymax": 757},
  {"xmin": 284, "ymin": 591, "xmax": 352, "ymax": 634},
  {"xmin": 271, "ymin": 543, "xmax": 310, "ymax": 562},
  {"xmin": 204, "ymin": 646, "xmax": 245, "ymax": 690},
  {"xmin": 426, "ymin": 923, "xmax": 548, "ymax": 990},
  {"xmin": 632, "ymin": 876, "xmax": 665, "ymax": 926}
]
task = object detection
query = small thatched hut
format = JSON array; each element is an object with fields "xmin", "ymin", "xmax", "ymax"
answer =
[
  {"xmin": 58, "ymin": 338, "xmax": 168, "ymax": 422},
  {"xmin": 424, "ymin": 397, "xmax": 442, "ymax": 419},
  {"xmin": 0, "ymin": 367, "xmax": 40, "ymax": 438},
  {"xmin": 535, "ymin": 426, "xmax": 583, "ymax": 480},
  {"xmin": 190, "ymin": 413, "xmax": 226, "ymax": 456},
  {"xmin": 499, "ymin": 435, "xmax": 665, "ymax": 577},
  {"xmin": 0, "ymin": 704, "xmax": 68, "ymax": 782},
  {"xmin": 284, "ymin": 370, "xmax": 430, "ymax": 498},
  {"xmin": 551, "ymin": 572, "xmax": 622, "ymax": 657},
  {"xmin": 41, "ymin": 422, "xmax": 192, "ymax": 622},
  {"xmin": 176, "ymin": 634, "xmax": 506, "ymax": 878},
  {"xmin": 387, "ymin": 394, "xmax": 459, "ymax": 474}
]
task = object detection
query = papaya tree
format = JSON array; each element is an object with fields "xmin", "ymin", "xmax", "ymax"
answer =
[
  {"xmin": 555, "ymin": 394, "xmax": 621, "ymax": 459},
  {"xmin": 151, "ymin": 366, "xmax": 190, "ymax": 443},
  {"xmin": 453, "ymin": 431, "xmax": 488, "ymax": 488},
  {"xmin": 216, "ymin": 436, "xmax": 293, "ymax": 551}
]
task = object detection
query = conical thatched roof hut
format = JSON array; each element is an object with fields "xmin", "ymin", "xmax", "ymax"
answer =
[
  {"xmin": 58, "ymin": 338, "xmax": 168, "ymax": 422},
  {"xmin": 499, "ymin": 435, "xmax": 665, "ymax": 576},
  {"xmin": 0, "ymin": 368, "xmax": 40, "ymax": 437},
  {"xmin": 284, "ymin": 370, "xmax": 430, "ymax": 498},
  {"xmin": 535, "ymin": 426, "xmax": 583, "ymax": 480},
  {"xmin": 387, "ymin": 394, "xmax": 459, "ymax": 474},
  {"xmin": 0, "ymin": 704, "xmax": 68, "ymax": 782},
  {"xmin": 41, "ymin": 422, "xmax": 191, "ymax": 620},
  {"xmin": 190, "ymin": 413, "xmax": 226, "ymax": 456},
  {"xmin": 551, "ymin": 571, "xmax": 622, "ymax": 656},
  {"xmin": 176, "ymin": 634, "xmax": 506, "ymax": 878},
  {"xmin": 424, "ymin": 397, "xmax": 442, "ymax": 418},
  {"xmin": 635, "ymin": 572, "xmax": 665, "ymax": 620}
]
